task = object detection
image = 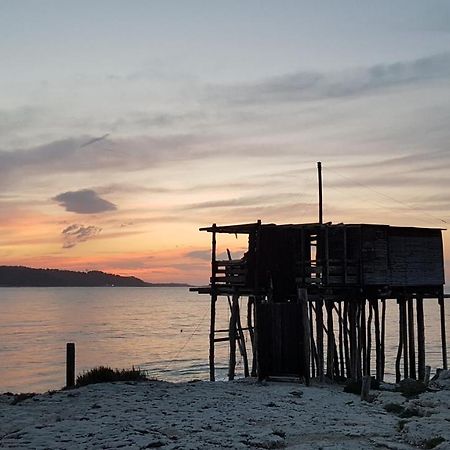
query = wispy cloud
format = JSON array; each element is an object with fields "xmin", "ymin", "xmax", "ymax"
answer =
[
  {"xmin": 53, "ymin": 189, "xmax": 117, "ymax": 214},
  {"xmin": 210, "ymin": 52, "xmax": 450, "ymax": 105},
  {"xmin": 61, "ymin": 224, "xmax": 102, "ymax": 248}
]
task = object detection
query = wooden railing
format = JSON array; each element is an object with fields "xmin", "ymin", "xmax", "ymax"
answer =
[{"xmin": 212, "ymin": 259, "xmax": 247, "ymax": 287}]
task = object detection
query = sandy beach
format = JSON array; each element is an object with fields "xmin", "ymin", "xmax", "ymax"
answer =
[{"xmin": 1, "ymin": 375, "xmax": 449, "ymax": 450}]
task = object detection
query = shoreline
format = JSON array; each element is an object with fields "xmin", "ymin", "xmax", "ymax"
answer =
[{"xmin": 1, "ymin": 377, "xmax": 449, "ymax": 449}]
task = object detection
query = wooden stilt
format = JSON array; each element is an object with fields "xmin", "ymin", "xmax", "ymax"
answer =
[
  {"xmin": 373, "ymin": 300, "xmax": 381, "ymax": 382},
  {"xmin": 407, "ymin": 298, "xmax": 416, "ymax": 379},
  {"xmin": 395, "ymin": 299, "xmax": 403, "ymax": 383},
  {"xmin": 366, "ymin": 302, "xmax": 373, "ymax": 376},
  {"xmin": 247, "ymin": 297, "xmax": 257, "ymax": 377},
  {"xmin": 235, "ymin": 300, "xmax": 249, "ymax": 377},
  {"xmin": 360, "ymin": 299, "xmax": 367, "ymax": 376},
  {"xmin": 349, "ymin": 302, "xmax": 358, "ymax": 380},
  {"xmin": 228, "ymin": 292, "xmax": 239, "ymax": 380},
  {"xmin": 343, "ymin": 301, "xmax": 351, "ymax": 379},
  {"xmin": 326, "ymin": 301, "xmax": 335, "ymax": 380},
  {"xmin": 338, "ymin": 302, "xmax": 345, "ymax": 378},
  {"xmin": 401, "ymin": 299, "xmax": 409, "ymax": 378},
  {"xmin": 416, "ymin": 296, "xmax": 425, "ymax": 381},
  {"xmin": 316, "ymin": 299, "xmax": 324, "ymax": 381},
  {"xmin": 309, "ymin": 301, "xmax": 316, "ymax": 378},
  {"xmin": 209, "ymin": 224, "xmax": 217, "ymax": 382},
  {"xmin": 298, "ymin": 288, "xmax": 311, "ymax": 385},
  {"xmin": 438, "ymin": 295, "xmax": 448, "ymax": 370},
  {"xmin": 381, "ymin": 299, "xmax": 386, "ymax": 381}
]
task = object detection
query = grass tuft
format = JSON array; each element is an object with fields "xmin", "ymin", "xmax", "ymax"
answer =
[{"xmin": 76, "ymin": 366, "xmax": 147, "ymax": 387}]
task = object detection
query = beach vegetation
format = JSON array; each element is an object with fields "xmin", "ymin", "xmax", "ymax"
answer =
[
  {"xmin": 423, "ymin": 437, "xmax": 445, "ymax": 449},
  {"xmin": 76, "ymin": 366, "xmax": 147, "ymax": 387}
]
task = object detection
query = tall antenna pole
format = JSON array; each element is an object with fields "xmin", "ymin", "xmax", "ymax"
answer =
[{"xmin": 317, "ymin": 161, "xmax": 323, "ymax": 224}]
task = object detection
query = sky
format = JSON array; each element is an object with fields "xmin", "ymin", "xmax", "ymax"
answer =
[{"xmin": 1, "ymin": 0, "xmax": 450, "ymax": 284}]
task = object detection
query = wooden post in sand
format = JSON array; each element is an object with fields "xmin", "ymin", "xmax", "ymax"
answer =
[
  {"xmin": 361, "ymin": 375, "xmax": 371, "ymax": 401},
  {"xmin": 66, "ymin": 342, "xmax": 75, "ymax": 388},
  {"xmin": 438, "ymin": 295, "xmax": 448, "ymax": 370},
  {"xmin": 209, "ymin": 224, "xmax": 217, "ymax": 381},
  {"xmin": 416, "ymin": 296, "xmax": 426, "ymax": 381}
]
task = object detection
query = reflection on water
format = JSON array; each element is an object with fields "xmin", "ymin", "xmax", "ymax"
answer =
[{"xmin": 0, "ymin": 287, "xmax": 448, "ymax": 393}]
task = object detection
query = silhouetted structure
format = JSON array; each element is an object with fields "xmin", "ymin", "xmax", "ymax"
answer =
[{"xmin": 192, "ymin": 220, "xmax": 447, "ymax": 383}]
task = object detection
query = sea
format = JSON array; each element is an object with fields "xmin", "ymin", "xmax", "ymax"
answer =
[{"xmin": 0, "ymin": 287, "xmax": 448, "ymax": 393}]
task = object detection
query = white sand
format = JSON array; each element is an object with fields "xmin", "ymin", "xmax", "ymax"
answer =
[{"xmin": 1, "ymin": 378, "xmax": 449, "ymax": 450}]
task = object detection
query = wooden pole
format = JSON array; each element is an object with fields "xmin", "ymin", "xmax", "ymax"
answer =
[
  {"xmin": 309, "ymin": 301, "xmax": 316, "ymax": 378},
  {"xmin": 298, "ymin": 288, "xmax": 311, "ymax": 385},
  {"xmin": 360, "ymin": 299, "xmax": 367, "ymax": 376},
  {"xmin": 228, "ymin": 292, "xmax": 239, "ymax": 380},
  {"xmin": 317, "ymin": 161, "xmax": 323, "ymax": 224},
  {"xmin": 401, "ymin": 299, "xmax": 409, "ymax": 378},
  {"xmin": 236, "ymin": 300, "xmax": 249, "ymax": 377},
  {"xmin": 407, "ymin": 298, "xmax": 416, "ymax": 379},
  {"xmin": 316, "ymin": 298, "xmax": 324, "ymax": 381},
  {"xmin": 366, "ymin": 302, "xmax": 373, "ymax": 376},
  {"xmin": 381, "ymin": 299, "xmax": 386, "ymax": 381},
  {"xmin": 438, "ymin": 295, "xmax": 448, "ymax": 370},
  {"xmin": 343, "ymin": 301, "xmax": 351, "ymax": 379},
  {"xmin": 66, "ymin": 342, "xmax": 75, "ymax": 389},
  {"xmin": 326, "ymin": 301, "xmax": 335, "ymax": 380},
  {"xmin": 416, "ymin": 296, "xmax": 426, "ymax": 380},
  {"xmin": 349, "ymin": 302, "xmax": 358, "ymax": 381},
  {"xmin": 338, "ymin": 302, "xmax": 345, "ymax": 378},
  {"xmin": 395, "ymin": 299, "xmax": 403, "ymax": 382},
  {"xmin": 209, "ymin": 224, "xmax": 217, "ymax": 381},
  {"xmin": 247, "ymin": 297, "xmax": 257, "ymax": 377},
  {"xmin": 372, "ymin": 300, "xmax": 381, "ymax": 381}
]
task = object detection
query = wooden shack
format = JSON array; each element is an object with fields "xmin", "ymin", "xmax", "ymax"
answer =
[{"xmin": 192, "ymin": 220, "xmax": 447, "ymax": 384}]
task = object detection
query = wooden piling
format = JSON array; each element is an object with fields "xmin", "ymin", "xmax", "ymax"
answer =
[
  {"xmin": 366, "ymin": 302, "xmax": 373, "ymax": 376},
  {"xmin": 395, "ymin": 299, "xmax": 403, "ymax": 383},
  {"xmin": 309, "ymin": 300, "xmax": 316, "ymax": 378},
  {"xmin": 66, "ymin": 342, "xmax": 75, "ymax": 389},
  {"xmin": 438, "ymin": 295, "xmax": 448, "ymax": 370},
  {"xmin": 372, "ymin": 300, "xmax": 381, "ymax": 381},
  {"xmin": 407, "ymin": 298, "xmax": 416, "ymax": 379},
  {"xmin": 381, "ymin": 299, "xmax": 386, "ymax": 381},
  {"xmin": 316, "ymin": 298, "xmax": 324, "ymax": 381},
  {"xmin": 338, "ymin": 302, "xmax": 345, "ymax": 378},
  {"xmin": 247, "ymin": 297, "xmax": 257, "ymax": 377},
  {"xmin": 209, "ymin": 224, "xmax": 217, "ymax": 381},
  {"xmin": 326, "ymin": 300, "xmax": 335, "ymax": 380},
  {"xmin": 416, "ymin": 296, "xmax": 426, "ymax": 380},
  {"xmin": 400, "ymin": 299, "xmax": 409, "ymax": 378},
  {"xmin": 298, "ymin": 288, "xmax": 311, "ymax": 385},
  {"xmin": 360, "ymin": 299, "xmax": 367, "ymax": 376},
  {"xmin": 343, "ymin": 301, "xmax": 351, "ymax": 379},
  {"xmin": 228, "ymin": 292, "xmax": 239, "ymax": 380}
]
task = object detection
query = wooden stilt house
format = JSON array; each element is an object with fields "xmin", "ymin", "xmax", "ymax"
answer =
[{"xmin": 191, "ymin": 220, "xmax": 447, "ymax": 383}]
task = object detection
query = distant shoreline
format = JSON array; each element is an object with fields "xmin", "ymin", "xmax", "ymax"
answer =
[{"xmin": 0, "ymin": 265, "xmax": 190, "ymax": 288}]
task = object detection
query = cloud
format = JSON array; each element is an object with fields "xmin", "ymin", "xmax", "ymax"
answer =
[
  {"xmin": 61, "ymin": 224, "xmax": 102, "ymax": 248},
  {"xmin": 80, "ymin": 133, "xmax": 110, "ymax": 148},
  {"xmin": 53, "ymin": 189, "xmax": 117, "ymax": 214},
  {"xmin": 210, "ymin": 52, "xmax": 450, "ymax": 105}
]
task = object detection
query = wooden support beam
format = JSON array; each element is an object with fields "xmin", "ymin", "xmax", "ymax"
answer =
[
  {"xmin": 343, "ymin": 301, "xmax": 351, "ymax": 379},
  {"xmin": 209, "ymin": 224, "xmax": 217, "ymax": 382},
  {"xmin": 372, "ymin": 300, "xmax": 381, "ymax": 382},
  {"xmin": 401, "ymin": 299, "xmax": 409, "ymax": 379},
  {"xmin": 326, "ymin": 300, "xmax": 335, "ymax": 380},
  {"xmin": 366, "ymin": 302, "xmax": 373, "ymax": 377},
  {"xmin": 228, "ymin": 292, "xmax": 239, "ymax": 380},
  {"xmin": 247, "ymin": 297, "xmax": 257, "ymax": 377},
  {"xmin": 316, "ymin": 299, "xmax": 324, "ymax": 382},
  {"xmin": 297, "ymin": 288, "xmax": 311, "ymax": 386},
  {"xmin": 416, "ymin": 296, "xmax": 426, "ymax": 381},
  {"xmin": 338, "ymin": 302, "xmax": 345, "ymax": 378},
  {"xmin": 438, "ymin": 295, "xmax": 448, "ymax": 370},
  {"xmin": 381, "ymin": 299, "xmax": 386, "ymax": 381},
  {"xmin": 407, "ymin": 298, "xmax": 416, "ymax": 379},
  {"xmin": 309, "ymin": 300, "xmax": 316, "ymax": 378},
  {"xmin": 395, "ymin": 299, "xmax": 403, "ymax": 383},
  {"xmin": 360, "ymin": 299, "xmax": 367, "ymax": 376},
  {"xmin": 66, "ymin": 342, "xmax": 75, "ymax": 389}
]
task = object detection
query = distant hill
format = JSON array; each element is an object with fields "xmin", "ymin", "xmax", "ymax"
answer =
[{"xmin": 0, "ymin": 266, "xmax": 189, "ymax": 287}]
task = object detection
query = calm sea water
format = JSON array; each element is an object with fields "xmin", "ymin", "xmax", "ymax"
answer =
[{"xmin": 0, "ymin": 287, "xmax": 448, "ymax": 393}]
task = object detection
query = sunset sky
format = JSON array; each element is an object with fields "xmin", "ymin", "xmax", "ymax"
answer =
[{"xmin": 1, "ymin": 0, "xmax": 449, "ymax": 284}]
